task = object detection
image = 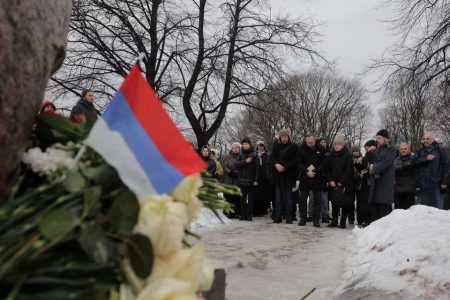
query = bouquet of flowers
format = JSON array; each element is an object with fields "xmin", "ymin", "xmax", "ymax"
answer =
[{"xmin": 0, "ymin": 115, "xmax": 239, "ymax": 300}]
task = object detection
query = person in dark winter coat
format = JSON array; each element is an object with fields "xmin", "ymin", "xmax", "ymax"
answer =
[
  {"xmin": 394, "ymin": 143, "xmax": 417, "ymax": 209},
  {"xmin": 413, "ymin": 133, "xmax": 449, "ymax": 209},
  {"xmin": 201, "ymin": 146, "xmax": 217, "ymax": 177},
  {"xmin": 222, "ymin": 142, "xmax": 242, "ymax": 218},
  {"xmin": 271, "ymin": 129, "xmax": 298, "ymax": 224},
  {"xmin": 369, "ymin": 129, "xmax": 397, "ymax": 222},
  {"xmin": 70, "ymin": 89, "xmax": 100, "ymax": 123},
  {"xmin": 351, "ymin": 145, "xmax": 363, "ymax": 224},
  {"xmin": 235, "ymin": 138, "xmax": 257, "ymax": 221},
  {"xmin": 307, "ymin": 138, "xmax": 331, "ymax": 223},
  {"xmin": 443, "ymin": 143, "xmax": 450, "ymax": 210},
  {"xmin": 253, "ymin": 141, "xmax": 271, "ymax": 216},
  {"xmin": 297, "ymin": 134, "xmax": 327, "ymax": 227},
  {"xmin": 325, "ymin": 135, "xmax": 354, "ymax": 228},
  {"xmin": 353, "ymin": 140, "xmax": 377, "ymax": 227}
]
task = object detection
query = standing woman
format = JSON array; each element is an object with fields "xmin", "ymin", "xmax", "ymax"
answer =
[
  {"xmin": 223, "ymin": 142, "xmax": 242, "ymax": 218},
  {"xmin": 253, "ymin": 141, "xmax": 271, "ymax": 216},
  {"xmin": 235, "ymin": 138, "xmax": 257, "ymax": 221},
  {"xmin": 369, "ymin": 129, "xmax": 397, "ymax": 221},
  {"xmin": 201, "ymin": 146, "xmax": 217, "ymax": 177},
  {"xmin": 326, "ymin": 135, "xmax": 354, "ymax": 228}
]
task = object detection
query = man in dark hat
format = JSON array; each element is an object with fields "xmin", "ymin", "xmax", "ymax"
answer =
[
  {"xmin": 368, "ymin": 129, "xmax": 397, "ymax": 221},
  {"xmin": 70, "ymin": 89, "xmax": 100, "ymax": 123}
]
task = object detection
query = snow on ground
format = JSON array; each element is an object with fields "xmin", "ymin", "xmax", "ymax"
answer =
[
  {"xmin": 191, "ymin": 208, "xmax": 231, "ymax": 229},
  {"xmin": 198, "ymin": 217, "xmax": 353, "ymax": 300},
  {"xmin": 334, "ymin": 205, "xmax": 450, "ymax": 300}
]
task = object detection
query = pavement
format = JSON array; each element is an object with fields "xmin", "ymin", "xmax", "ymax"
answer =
[{"xmin": 198, "ymin": 217, "xmax": 354, "ymax": 300}]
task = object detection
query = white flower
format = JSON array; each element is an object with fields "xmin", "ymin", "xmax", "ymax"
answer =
[
  {"xmin": 22, "ymin": 147, "xmax": 74, "ymax": 176},
  {"xmin": 148, "ymin": 245, "xmax": 214, "ymax": 292},
  {"xmin": 137, "ymin": 195, "xmax": 187, "ymax": 257},
  {"xmin": 136, "ymin": 278, "xmax": 197, "ymax": 300},
  {"xmin": 170, "ymin": 175, "xmax": 204, "ymax": 222}
]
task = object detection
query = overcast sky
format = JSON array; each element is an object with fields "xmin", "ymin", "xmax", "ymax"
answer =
[{"xmin": 270, "ymin": 0, "xmax": 397, "ymax": 112}]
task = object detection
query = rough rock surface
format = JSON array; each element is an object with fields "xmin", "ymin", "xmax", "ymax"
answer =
[{"xmin": 0, "ymin": 0, "xmax": 72, "ymax": 200}]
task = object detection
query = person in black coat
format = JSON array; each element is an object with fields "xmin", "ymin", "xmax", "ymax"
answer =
[
  {"xmin": 413, "ymin": 133, "xmax": 449, "ymax": 209},
  {"xmin": 369, "ymin": 129, "xmax": 397, "ymax": 222},
  {"xmin": 271, "ymin": 129, "xmax": 298, "ymax": 224},
  {"xmin": 70, "ymin": 89, "xmax": 100, "ymax": 123},
  {"xmin": 325, "ymin": 135, "xmax": 354, "ymax": 228},
  {"xmin": 297, "ymin": 134, "xmax": 327, "ymax": 227},
  {"xmin": 235, "ymin": 138, "xmax": 257, "ymax": 221},
  {"xmin": 394, "ymin": 143, "xmax": 417, "ymax": 209},
  {"xmin": 201, "ymin": 146, "xmax": 217, "ymax": 177},
  {"xmin": 253, "ymin": 141, "xmax": 271, "ymax": 216}
]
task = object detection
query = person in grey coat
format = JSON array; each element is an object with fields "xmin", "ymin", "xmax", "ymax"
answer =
[{"xmin": 369, "ymin": 129, "xmax": 397, "ymax": 222}]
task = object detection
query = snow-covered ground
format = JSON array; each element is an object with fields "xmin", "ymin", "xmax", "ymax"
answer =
[
  {"xmin": 198, "ymin": 217, "xmax": 353, "ymax": 300},
  {"xmin": 334, "ymin": 205, "xmax": 450, "ymax": 300},
  {"xmin": 191, "ymin": 207, "xmax": 231, "ymax": 229}
]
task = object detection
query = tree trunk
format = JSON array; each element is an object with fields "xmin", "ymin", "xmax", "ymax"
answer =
[{"xmin": 0, "ymin": 0, "xmax": 72, "ymax": 201}]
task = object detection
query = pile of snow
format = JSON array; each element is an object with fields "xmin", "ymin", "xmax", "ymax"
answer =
[
  {"xmin": 191, "ymin": 207, "xmax": 231, "ymax": 229},
  {"xmin": 334, "ymin": 205, "xmax": 450, "ymax": 300}
]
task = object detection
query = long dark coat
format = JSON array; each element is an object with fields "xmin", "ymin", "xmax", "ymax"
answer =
[
  {"xmin": 297, "ymin": 143, "xmax": 327, "ymax": 191},
  {"xmin": 394, "ymin": 153, "xmax": 417, "ymax": 194},
  {"xmin": 70, "ymin": 99, "xmax": 99, "ymax": 122},
  {"xmin": 222, "ymin": 151, "xmax": 240, "ymax": 185},
  {"xmin": 235, "ymin": 146, "xmax": 256, "ymax": 187},
  {"xmin": 325, "ymin": 147, "xmax": 355, "ymax": 194},
  {"xmin": 372, "ymin": 145, "xmax": 397, "ymax": 205},
  {"xmin": 414, "ymin": 142, "xmax": 449, "ymax": 189},
  {"xmin": 271, "ymin": 140, "xmax": 298, "ymax": 189}
]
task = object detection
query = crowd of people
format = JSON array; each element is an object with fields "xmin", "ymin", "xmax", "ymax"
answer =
[
  {"xmin": 208, "ymin": 129, "xmax": 450, "ymax": 228},
  {"xmin": 34, "ymin": 92, "xmax": 449, "ymax": 229}
]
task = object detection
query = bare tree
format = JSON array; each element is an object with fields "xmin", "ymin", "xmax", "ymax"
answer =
[
  {"xmin": 372, "ymin": 0, "xmax": 450, "ymax": 87},
  {"xmin": 219, "ymin": 68, "xmax": 371, "ymax": 150},
  {"xmin": 48, "ymin": 0, "xmax": 323, "ymax": 149},
  {"xmin": 378, "ymin": 74, "xmax": 433, "ymax": 149}
]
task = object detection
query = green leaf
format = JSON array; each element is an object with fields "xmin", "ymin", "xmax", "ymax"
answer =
[
  {"xmin": 126, "ymin": 234, "xmax": 153, "ymax": 278},
  {"xmin": 63, "ymin": 171, "xmax": 86, "ymax": 193},
  {"xmin": 78, "ymin": 223, "xmax": 112, "ymax": 264},
  {"xmin": 109, "ymin": 190, "xmax": 139, "ymax": 234},
  {"xmin": 39, "ymin": 115, "xmax": 81, "ymax": 139},
  {"xmin": 91, "ymin": 164, "xmax": 119, "ymax": 186},
  {"xmin": 38, "ymin": 208, "xmax": 78, "ymax": 240},
  {"xmin": 83, "ymin": 186, "xmax": 102, "ymax": 216}
]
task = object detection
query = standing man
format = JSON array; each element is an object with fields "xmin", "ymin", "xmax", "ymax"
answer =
[
  {"xmin": 297, "ymin": 134, "xmax": 327, "ymax": 227},
  {"xmin": 70, "ymin": 89, "xmax": 100, "ymax": 123},
  {"xmin": 271, "ymin": 129, "xmax": 298, "ymax": 224},
  {"xmin": 394, "ymin": 143, "xmax": 417, "ymax": 209},
  {"xmin": 414, "ymin": 133, "xmax": 449, "ymax": 209},
  {"xmin": 369, "ymin": 129, "xmax": 396, "ymax": 221}
]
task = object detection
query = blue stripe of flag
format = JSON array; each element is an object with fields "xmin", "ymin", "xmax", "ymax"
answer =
[{"xmin": 102, "ymin": 91, "xmax": 184, "ymax": 194}]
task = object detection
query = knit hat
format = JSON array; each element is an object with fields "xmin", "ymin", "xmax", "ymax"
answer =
[
  {"xmin": 333, "ymin": 135, "xmax": 345, "ymax": 145},
  {"xmin": 351, "ymin": 145, "xmax": 361, "ymax": 153},
  {"xmin": 364, "ymin": 140, "xmax": 377, "ymax": 148},
  {"xmin": 278, "ymin": 128, "xmax": 291, "ymax": 138},
  {"xmin": 81, "ymin": 89, "xmax": 93, "ymax": 100},
  {"xmin": 241, "ymin": 137, "xmax": 251, "ymax": 145},
  {"xmin": 231, "ymin": 142, "xmax": 242, "ymax": 149},
  {"xmin": 376, "ymin": 129, "xmax": 389, "ymax": 139},
  {"xmin": 256, "ymin": 140, "xmax": 265, "ymax": 146}
]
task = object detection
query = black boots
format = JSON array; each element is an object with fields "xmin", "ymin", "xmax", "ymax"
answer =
[
  {"xmin": 298, "ymin": 219, "xmax": 306, "ymax": 226},
  {"xmin": 273, "ymin": 217, "xmax": 282, "ymax": 223},
  {"xmin": 286, "ymin": 217, "xmax": 293, "ymax": 224},
  {"xmin": 313, "ymin": 220, "xmax": 320, "ymax": 227},
  {"xmin": 328, "ymin": 219, "xmax": 338, "ymax": 227}
]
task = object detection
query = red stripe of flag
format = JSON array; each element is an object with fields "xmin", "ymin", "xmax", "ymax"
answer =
[{"xmin": 119, "ymin": 64, "xmax": 206, "ymax": 176}]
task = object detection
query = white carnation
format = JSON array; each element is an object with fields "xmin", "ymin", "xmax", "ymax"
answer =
[{"xmin": 22, "ymin": 147, "xmax": 74, "ymax": 176}]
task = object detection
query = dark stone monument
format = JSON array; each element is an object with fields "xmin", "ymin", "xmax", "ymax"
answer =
[{"xmin": 0, "ymin": 0, "xmax": 72, "ymax": 200}]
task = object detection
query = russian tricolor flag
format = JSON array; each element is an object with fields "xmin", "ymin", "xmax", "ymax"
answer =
[{"xmin": 85, "ymin": 65, "xmax": 206, "ymax": 198}]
